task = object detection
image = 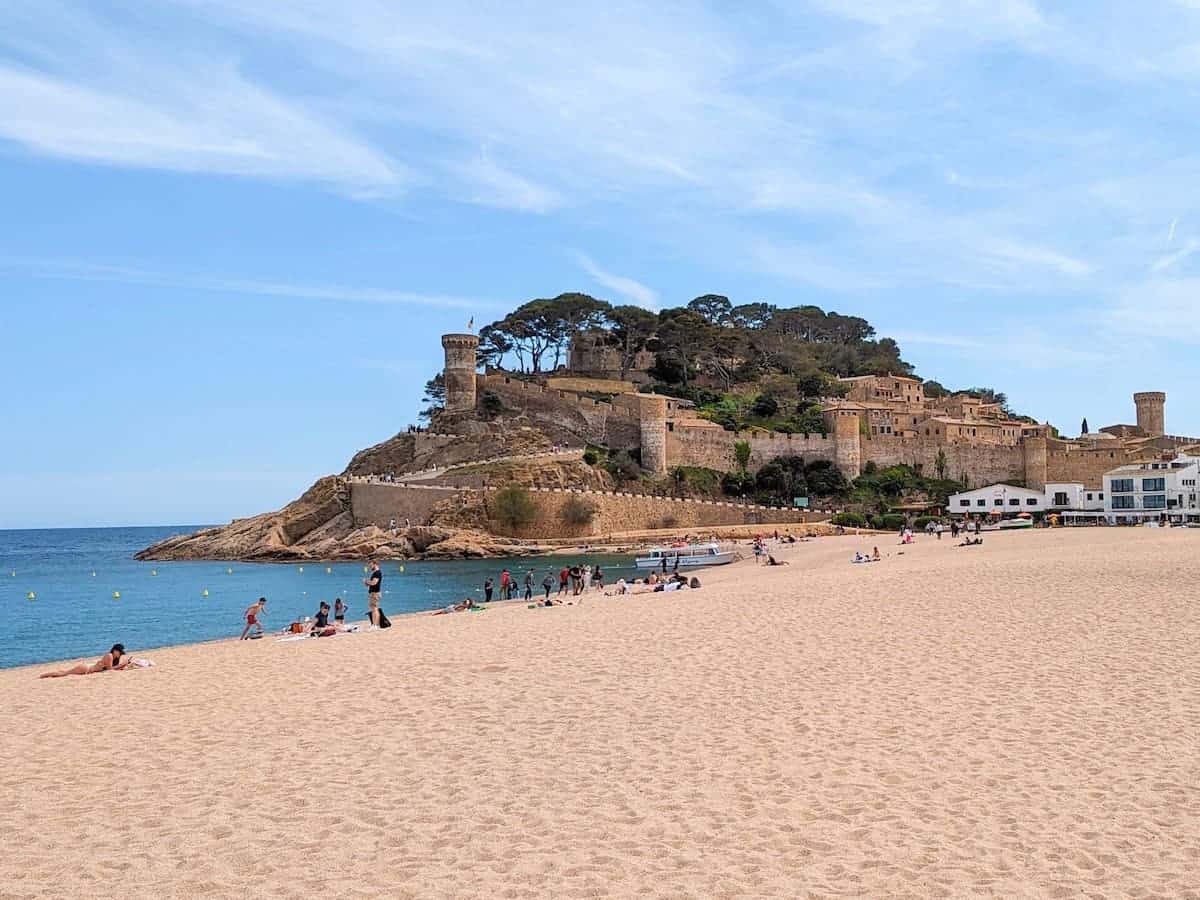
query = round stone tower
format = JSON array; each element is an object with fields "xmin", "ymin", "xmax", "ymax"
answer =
[
  {"xmin": 441, "ymin": 333, "xmax": 479, "ymax": 413},
  {"xmin": 832, "ymin": 411, "xmax": 862, "ymax": 480},
  {"xmin": 1134, "ymin": 391, "xmax": 1166, "ymax": 438},
  {"xmin": 637, "ymin": 395, "xmax": 669, "ymax": 476}
]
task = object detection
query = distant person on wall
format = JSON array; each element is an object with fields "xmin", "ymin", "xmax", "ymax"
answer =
[
  {"xmin": 524, "ymin": 569, "xmax": 534, "ymax": 601},
  {"xmin": 240, "ymin": 598, "xmax": 267, "ymax": 640},
  {"xmin": 363, "ymin": 561, "xmax": 382, "ymax": 627},
  {"xmin": 484, "ymin": 577, "xmax": 494, "ymax": 602}
]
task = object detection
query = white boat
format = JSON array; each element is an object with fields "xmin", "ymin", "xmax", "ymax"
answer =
[
  {"xmin": 981, "ymin": 518, "xmax": 1034, "ymax": 532},
  {"xmin": 635, "ymin": 542, "xmax": 737, "ymax": 569}
]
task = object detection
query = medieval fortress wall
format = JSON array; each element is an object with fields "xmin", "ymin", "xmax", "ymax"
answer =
[{"xmin": 444, "ymin": 333, "xmax": 1190, "ymax": 491}]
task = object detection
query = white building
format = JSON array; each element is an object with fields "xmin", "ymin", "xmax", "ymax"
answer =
[
  {"xmin": 1103, "ymin": 456, "xmax": 1200, "ymax": 524},
  {"xmin": 948, "ymin": 481, "xmax": 1104, "ymax": 520},
  {"xmin": 949, "ymin": 483, "xmax": 1045, "ymax": 516}
]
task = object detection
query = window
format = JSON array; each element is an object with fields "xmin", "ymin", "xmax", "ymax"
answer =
[
  {"xmin": 1086, "ymin": 493, "xmax": 1093, "ymax": 501},
  {"xmin": 1099, "ymin": 493, "xmax": 1104, "ymax": 500},
  {"xmin": 1008, "ymin": 498, "xmax": 1020, "ymax": 506},
  {"xmin": 1111, "ymin": 478, "xmax": 1134, "ymax": 493},
  {"xmin": 1053, "ymin": 492, "xmax": 1069, "ymax": 506},
  {"xmin": 994, "ymin": 499, "xmax": 1004, "ymax": 506},
  {"xmin": 959, "ymin": 499, "xmax": 970, "ymax": 507},
  {"xmin": 1112, "ymin": 496, "xmax": 1135, "ymax": 509},
  {"xmin": 1144, "ymin": 494, "xmax": 1167, "ymax": 509},
  {"xmin": 976, "ymin": 499, "xmax": 986, "ymax": 507},
  {"xmin": 1143, "ymin": 478, "xmax": 1166, "ymax": 492},
  {"xmin": 1026, "ymin": 498, "xmax": 1038, "ymax": 506}
]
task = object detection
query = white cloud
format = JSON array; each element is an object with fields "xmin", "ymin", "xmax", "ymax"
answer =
[
  {"xmin": 0, "ymin": 62, "xmax": 403, "ymax": 193},
  {"xmin": 751, "ymin": 241, "xmax": 882, "ymax": 293},
  {"xmin": 979, "ymin": 239, "xmax": 1094, "ymax": 277},
  {"xmin": 1, "ymin": 258, "xmax": 498, "ymax": 311},
  {"xmin": 451, "ymin": 153, "xmax": 563, "ymax": 214},
  {"xmin": 572, "ymin": 252, "xmax": 659, "ymax": 309},
  {"xmin": 1152, "ymin": 238, "xmax": 1200, "ymax": 272}
]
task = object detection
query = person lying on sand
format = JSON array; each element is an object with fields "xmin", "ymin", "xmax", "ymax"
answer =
[
  {"xmin": 957, "ymin": 537, "xmax": 984, "ymax": 547},
  {"xmin": 434, "ymin": 597, "xmax": 478, "ymax": 615},
  {"xmin": 40, "ymin": 644, "xmax": 131, "ymax": 678},
  {"xmin": 767, "ymin": 555, "xmax": 789, "ymax": 566}
]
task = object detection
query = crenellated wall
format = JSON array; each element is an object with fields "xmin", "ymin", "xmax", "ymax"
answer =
[
  {"xmin": 667, "ymin": 423, "xmax": 839, "ymax": 472},
  {"xmin": 350, "ymin": 483, "xmax": 459, "ymax": 528}
]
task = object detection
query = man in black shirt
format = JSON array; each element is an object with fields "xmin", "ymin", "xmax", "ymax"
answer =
[
  {"xmin": 363, "ymin": 560, "xmax": 382, "ymax": 627},
  {"xmin": 311, "ymin": 602, "xmax": 331, "ymax": 634}
]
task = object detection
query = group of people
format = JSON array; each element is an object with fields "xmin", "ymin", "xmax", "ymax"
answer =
[
  {"xmin": 484, "ymin": 563, "xmax": 606, "ymax": 603},
  {"xmin": 238, "ymin": 560, "xmax": 388, "ymax": 641}
]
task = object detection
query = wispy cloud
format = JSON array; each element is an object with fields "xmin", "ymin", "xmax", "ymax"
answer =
[
  {"xmin": 571, "ymin": 252, "xmax": 659, "ymax": 309},
  {"xmin": 979, "ymin": 239, "xmax": 1094, "ymax": 277},
  {"xmin": 1, "ymin": 258, "xmax": 499, "ymax": 311},
  {"xmin": 1106, "ymin": 277, "xmax": 1200, "ymax": 342},
  {"xmin": 0, "ymin": 62, "xmax": 403, "ymax": 193},
  {"xmin": 451, "ymin": 152, "xmax": 563, "ymax": 214},
  {"xmin": 1151, "ymin": 238, "xmax": 1200, "ymax": 272}
]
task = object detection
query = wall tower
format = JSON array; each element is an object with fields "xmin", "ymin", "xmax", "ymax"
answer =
[
  {"xmin": 1022, "ymin": 436, "xmax": 1048, "ymax": 492},
  {"xmin": 832, "ymin": 410, "xmax": 862, "ymax": 480},
  {"xmin": 441, "ymin": 333, "xmax": 479, "ymax": 412},
  {"xmin": 1134, "ymin": 391, "xmax": 1166, "ymax": 438},
  {"xmin": 637, "ymin": 395, "xmax": 669, "ymax": 476}
]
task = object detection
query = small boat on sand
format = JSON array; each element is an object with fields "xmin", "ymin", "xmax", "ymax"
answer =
[{"xmin": 635, "ymin": 542, "xmax": 737, "ymax": 569}]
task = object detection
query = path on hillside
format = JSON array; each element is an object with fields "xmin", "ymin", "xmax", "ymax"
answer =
[{"xmin": 350, "ymin": 448, "xmax": 585, "ymax": 486}]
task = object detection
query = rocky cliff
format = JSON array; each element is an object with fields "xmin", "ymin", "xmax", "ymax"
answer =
[{"xmin": 136, "ymin": 425, "xmax": 577, "ymax": 561}]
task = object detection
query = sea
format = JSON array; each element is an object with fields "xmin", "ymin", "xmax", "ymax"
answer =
[{"xmin": 0, "ymin": 526, "xmax": 641, "ymax": 669}]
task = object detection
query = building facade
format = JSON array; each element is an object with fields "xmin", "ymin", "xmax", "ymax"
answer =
[{"xmin": 1103, "ymin": 456, "xmax": 1200, "ymax": 524}]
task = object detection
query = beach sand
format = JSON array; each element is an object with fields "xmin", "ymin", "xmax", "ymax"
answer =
[{"xmin": 2, "ymin": 527, "xmax": 1198, "ymax": 899}]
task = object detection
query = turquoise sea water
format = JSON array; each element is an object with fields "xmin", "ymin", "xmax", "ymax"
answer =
[{"xmin": 0, "ymin": 527, "xmax": 639, "ymax": 669}]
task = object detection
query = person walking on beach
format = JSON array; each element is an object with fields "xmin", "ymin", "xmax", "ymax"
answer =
[
  {"xmin": 558, "ymin": 566, "xmax": 569, "ymax": 596},
  {"xmin": 363, "ymin": 561, "xmax": 382, "ymax": 627},
  {"xmin": 500, "ymin": 568, "xmax": 511, "ymax": 600},
  {"xmin": 542, "ymin": 571, "xmax": 555, "ymax": 600},
  {"xmin": 240, "ymin": 598, "xmax": 267, "ymax": 639},
  {"xmin": 484, "ymin": 576, "xmax": 494, "ymax": 603},
  {"xmin": 524, "ymin": 569, "xmax": 534, "ymax": 601},
  {"xmin": 334, "ymin": 597, "xmax": 346, "ymax": 624},
  {"xmin": 592, "ymin": 564, "xmax": 603, "ymax": 590}
]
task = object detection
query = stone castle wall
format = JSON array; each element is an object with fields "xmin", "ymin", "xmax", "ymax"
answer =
[
  {"xmin": 668, "ymin": 425, "xmax": 839, "ymax": 471},
  {"xmin": 485, "ymin": 487, "xmax": 820, "ymax": 539},
  {"xmin": 478, "ymin": 373, "xmax": 639, "ymax": 448},
  {"xmin": 545, "ymin": 376, "xmax": 638, "ymax": 394},
  {"xmin": 350, "ymin": 483, "xmax": 458, "ymax": 528},
  {"xmin": 861, "ymin": 438, "xmax": 1025, "ymax": 488},
  {"xmin": 1044, "ymin": 445, "xmax": 1128, "ymax": 489}
]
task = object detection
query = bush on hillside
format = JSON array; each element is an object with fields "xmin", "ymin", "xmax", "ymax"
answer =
[
  {"xmin": 492, "ymin": 486, "xmax": 537, "ymax": 529},
  {"xmin": 559, "ymin": 495, "xmax": 598, "ymax": 527}
]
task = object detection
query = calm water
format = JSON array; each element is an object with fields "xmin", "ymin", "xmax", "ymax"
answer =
[{"xmin": 0, "ymin": 527, "xmax": 639, "ymax": 669}]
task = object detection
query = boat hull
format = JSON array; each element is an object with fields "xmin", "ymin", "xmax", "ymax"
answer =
[{"xmin": 634, "ymin": 552, "xmax": 737, "ymax": 569}]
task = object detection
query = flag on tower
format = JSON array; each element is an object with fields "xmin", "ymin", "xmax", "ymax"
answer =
[{"xmin": 467, "ymin": 316, "xmax": 474, "ymax": 332}]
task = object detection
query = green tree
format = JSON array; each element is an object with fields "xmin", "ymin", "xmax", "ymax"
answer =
[
  {"xmin": 935, "ymin": 448, "xmax": 948, "ymax": 480},
  {"xmin": 687, "ymin": 294, "xmax": 733, "ymax": 325},
  {"xmin": 419, "ymin": 373, "xmax": 445, "ymax": 421},
  {"xmin": 733, "ymin": 440, "xmax": 751, "ymax": 472},
  {"xmin": 608, "ymin": 304, "xmax": 658, "ymax": 379},
  {"xmin": 492, "ymin": 486, "xmax": 537, "ymax": 530},
  {"xmin": 1081, "ymin": 417, "xmax": 1090, "ymax": 435}
]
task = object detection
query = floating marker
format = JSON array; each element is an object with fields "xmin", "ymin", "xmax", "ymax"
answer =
[
  {"xmin": 91, "ymin": 571, "xmax": 96, "ymax": 577},
  {"xmin": 9, "ymin": 571, "xmax": 14, "ymax": 577},
  {"xmin": 298, "ymin": 566, "xmax": 304, "ymax": 573},
  {"xmin": 398, "ymin": 565, "xmax": 405, "ymax": 573},
  {"xmin": 325, "ymin": 567, "xmax": 332, "ymax": 574},
  {"xmin": 151, "ymin": 569, "xmax": 158, "ymax": 577},
  {"xmin": 112, "ymin": 591, "xmax": 120, "ymax": 600},
  {"xmin": 226, "ymin": 568, "xmax": 233, "ymax": 575},
  {"xmin": 26, "ymin": 591, "xmax": 35, "ymax": 600},
  {"xmin": 202, "ymin": 589, "xmax": 209, "ymax": 597}
]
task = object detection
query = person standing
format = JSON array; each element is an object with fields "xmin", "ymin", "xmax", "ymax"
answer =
[
  {"xmin": 593, "ymin": 564, "xmax": 604, "ymax": 590},
  {"xmin": 483, "ymin": 576, "xmax": 494, "ymax": 603},
  {"xmin": 334, "ymin": 597, "xmax": 346, "ymax": 624},
  {"xmin": 524, "ymin": 569, "xmax": 534, "ymax": 601},
  {"xmin": 581, "ymin": 564, "xmax": 592, "ymax": 592},
  {"xmin": 542, "ymin": 570, "xmax": 555, "ymax": 600},
  {"xmin": 500, "ymin": 568, "xmax": 511, "ymax": 600},
  {"xmin": 363, "ymin": 561, "xmax": 382, "ymax": 627},
  {"xmin": 240, "ymin": 598, "xmax": 267, "ymax": 640},
  {"xmin": 558, "ymin": 566, "xmax": 569, "ymax": 596}
]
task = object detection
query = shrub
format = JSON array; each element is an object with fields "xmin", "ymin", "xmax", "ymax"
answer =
[
  {"xmin": 582, "ymin": 447, "xmax": 601, "ymax": 466},
  {"xmin": 606, "ymin": 450, "xmax": 641, "ymax": 483},
  {"xmin": 879, "ymin": 513, "xmax": 907, "ymax": 531},
  {"xmin": 559, "ymin": 495, "xmax": 598, "ymax": 527},
  {"xmin": 492, "ymin": 486, "xmax": 536, "ymax": 529},
  {"xmin": 831, "ymin": 512, "xmax": 867, "ymax": 528},
  {"xmin": 478, "ymin": 391, "xmax": 503, "ymax": 418},
  {"xmin": 751, "ymin": 394, "xmax": 779, "ymax": 417}
]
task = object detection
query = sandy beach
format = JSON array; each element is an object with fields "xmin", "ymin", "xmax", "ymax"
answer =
[{"xmin": 3, "ymin": 527, "xmax": 1198, "ymax": 899}]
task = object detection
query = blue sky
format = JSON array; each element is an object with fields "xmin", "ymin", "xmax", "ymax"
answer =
[{"xmin": 4, "ymin": 1, "xmax": 1200, "ymax": 528}]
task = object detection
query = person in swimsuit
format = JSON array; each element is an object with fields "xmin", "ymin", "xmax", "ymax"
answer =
[
  {"xmin": 334, "ymin": 598, "xmax": 346, "ymax": 623},
  {"xmin": 40, "ymin": 644, "xmax": 130, "ymax": 678},
  {"xmin": 240, "ymin": 598, "xmax": 267, "ymax": 639}
]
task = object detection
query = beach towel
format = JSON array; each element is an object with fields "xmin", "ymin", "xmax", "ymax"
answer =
[{"xmin": 130, "ymin": 657, "xmax": 155, "ymax": 668}]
